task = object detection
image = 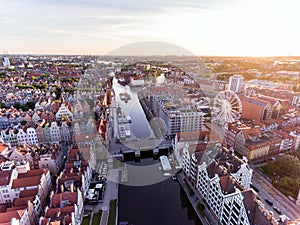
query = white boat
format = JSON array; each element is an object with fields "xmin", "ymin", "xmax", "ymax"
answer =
[
  {"xmin": 163, "ymin": 173, "xmax": 171, "ymax": 177},
  {"xmin": 119, "ymin": 125, "xmax": 126, "ymax": 139},
  {"xmin": 119, "ymin": 131, "xmax": 126, "ymax": 139},
  {"xmin": 117, "ymin": 114, "xmax": 123, "ymax": 124},
  {"xmin": 159, "ymin": 155, "xmax": 172, "ymax": 171},
  {"xmin": 125, "ymin": 129, "xmax": 131, "ymax": 137},
  {"xmin": 126, "ymin": 115, "xmax": 132, "ymax": 123},
  {"xmin": 122, "ymin": 114, "xmax": 128, "ymax": 123}
]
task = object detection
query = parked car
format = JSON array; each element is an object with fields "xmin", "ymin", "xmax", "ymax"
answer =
[
  {"xmin": 250, "ymin": 183, "xmax": 259, "ymax": 193},
  {"xmin": 273, "ymin": 206, "xmax": 282, "ymax": 214},
  {"xmin": 265, "ymin": 199, "xmax": 273, "ymax": 206}
]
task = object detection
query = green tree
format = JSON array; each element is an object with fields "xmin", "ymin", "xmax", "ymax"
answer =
[
  {"xmin": 20, "ymin": 120, "xmax": 27, "ymax": 126},
  {"xmin": 13, "ymin": 102, "xmax": 21, "ymax": 109}
]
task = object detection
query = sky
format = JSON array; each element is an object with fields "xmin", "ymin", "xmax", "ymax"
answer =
[{"xmin": 0, "ymin": 0, "xmax": 300, "ymax": 56}]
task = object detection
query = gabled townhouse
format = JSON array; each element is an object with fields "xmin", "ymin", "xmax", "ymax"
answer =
[
  {"xmin": 56, "ymin": 146, "xmax": 92, "ymax": 198},
  {"xmin": 73, "ymin": 133, "xmax": 97, "ymax": 149},
  {"xmin": 49, "ymin": 121, "xmax": 61, "ymax": 143},
  {"xmin": 60, "ymin": 121, "xmax": 72, "ymax": 144},
  {"xmin": 11, "ymin": 193, "xmax": 42, "ymax": 225},
  {"xmin": 17, "ymin": 128, "xmax": 27, "ymax": 145},
  {"xmin": 26, "ymin": 127, "xmax": 39, "ymax": 145},
  {"xmin": 196, "ymin": 159, "xmax": 277, "ymax": 225},
  {"xmin": 182, "ymin": 143, "xmax": 207, "ymax": 186},
  {"xmin": 0, "ymin": 115, "xmax": 9, "ymax": 130},
  {"xmin": 235, "ymin": 127, "xmax": 270, "ymax": 161},
  {"xmin": 12, "ymin": 169, "xmax": 51, "ymax": 207},
  {"xmin": 35, "ymin": 125, "xmax": 46, "ymax": 143},
  {"xmin": 8, "ymin": 129, "xmax": 19, "ymax": 147},
  {"xmin": 39, "ymin": 205, "xmax": 76, "ymax": 225},
  {"xmin": 1, "ymin": 126, "xmax": 39, "ymax": 147},
  {"xmin": 9, "ymin": 148, "xmax": 27, "ymax": 164},
  {"xmin": 0, "ymin": 209, "xmax": 30, "ymax": 225},
  {"xmin": 56, "ymin": 103, "xmax": 73, "ymax": 121},
  {"xmin": 0, "ymin": 167, "xmax": 18, "ymax": 204},
  {"xmin": 263, "ymin": 131, "xmax": 282, "ymax": 156},
  {"xmin": 173, "ymin": 130, "xmax": 210, "ymax": 167},
  {"xmin": 0, "ymin": 129, "xmax": 9, "ymax": 145},
  {"xmin": 38, "ymin": 144, "xmax": 64, "ymax": 175},
  {"xmin": 225, "ymin": 122, "xmax": 249, "ymax": 149},
  {"xmin": 31, "ymin": 112, "xmax": 41, "ymax": 123},
  {"xmin": 214, "ymin": 147, "xmax": 252, "ymax": 189},
  {"xmin": 43, "ymin": 189, "xmax": 84, "ymax": 224},
  {"xmin": 274, "ymin": 130, "xmax": 294, "ymax": 153},
  {"xmin": 43, "ymin": 123, "xmax": 52, "ymax": 143}
]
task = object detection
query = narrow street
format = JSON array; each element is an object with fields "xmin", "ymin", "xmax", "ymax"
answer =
[{"xmin": 252, "ymin": 170, "xmax": 300, "ymax": 220}]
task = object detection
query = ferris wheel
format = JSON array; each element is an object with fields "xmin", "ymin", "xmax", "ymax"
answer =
[{"xmin": 212, "ymin": 90, "xmax": 242, "ymax": 125}]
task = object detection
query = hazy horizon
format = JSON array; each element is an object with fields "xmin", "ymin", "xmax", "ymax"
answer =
[{"xmin": 1, "ymin": 0, "xmax": 300, "ymax": 57}]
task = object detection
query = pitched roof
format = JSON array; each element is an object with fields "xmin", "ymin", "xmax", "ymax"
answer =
[
  {"xmin": 17, "ymin": 169, "xmax": 47, "ymax": 178},
  {"xmin": 12, "ymin": 175, "xmax": 41, "ymax": 189},
  {"xmin": 242, "ymin": 189, "xmax": 273, "ymax": 225},
  {"xmin": 19, "ymin": 188, "xmax": 38, "ymax": 198},
  {"xmin": 241, "ymin": 127, "xmax": 262, "ymax": 140},
  {"xmin": 51, "ymin": 192, "xmax": 78, "ymax": 208},
  {"xmin": 0, "ymin": 143, "xmax": 9, "ymax": 154},
  {"xmin": 0, "ymin": 210, "xmax": 25, "ymax": 223},
  {"xmin": 45, "ymin": 206, "xmax": 75, "ymax": 221},
  {"xmin": 219, "ymin": 175, "xmax": 238, "ymax": 195},
  {"xmin": 13, "ymin": 196, "xmax": 34, "ymax": 207},
  {"xmin": 0, "ymin": 170, "xmax": 13, "ymax": 186}
]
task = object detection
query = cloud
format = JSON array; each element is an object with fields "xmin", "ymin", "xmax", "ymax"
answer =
[{"xmin": 15, "ymin": 0, "xmax": 235, "ymax": 13}]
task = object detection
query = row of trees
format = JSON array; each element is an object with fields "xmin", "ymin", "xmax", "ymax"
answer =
[
  {"xmin": 261, "ymin": 154, "xmax": 300, "ymax": 198},
  {"xmin": 16, "ymin": 83, "xmax": 48, "ymax": 90}
]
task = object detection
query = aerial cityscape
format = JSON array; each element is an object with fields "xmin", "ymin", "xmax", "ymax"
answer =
[{"xmin": 1, "ymin": 1, "xmax": 300, "ymax": 225}]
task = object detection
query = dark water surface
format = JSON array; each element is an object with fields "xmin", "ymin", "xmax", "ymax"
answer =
[{"xmin": 118, "ymin": 158, "xmax": 202, "ymax": 225}]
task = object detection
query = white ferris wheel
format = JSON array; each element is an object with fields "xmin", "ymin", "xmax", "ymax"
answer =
[{"xmin": 212, "ymin": 90, "xmax": 242, "ymax": 125}]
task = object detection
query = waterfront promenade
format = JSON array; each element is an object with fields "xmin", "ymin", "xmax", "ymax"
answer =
[{"xmin": 177, "ymin": 172, "xmax": 218, "ymax": 225}]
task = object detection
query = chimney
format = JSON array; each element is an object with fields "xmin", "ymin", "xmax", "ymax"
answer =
[
  {"xmin": 56, "ymin": 210, "xmax": 61, "ymax": 218},
  {"xmin": 70, "ymin": 183, "xmax": 74, "ymax": 192}
]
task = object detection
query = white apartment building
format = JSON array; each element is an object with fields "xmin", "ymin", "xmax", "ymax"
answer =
[{"xmin": 228, "ymin": 75, "xmax": 244, "ymax": 93}]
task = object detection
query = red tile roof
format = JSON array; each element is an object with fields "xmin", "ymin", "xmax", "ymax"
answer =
[
  {"xmin": 12, "ymin": 175, "xmax": 41, "ymax": 189},
  {"xmin": 19, "ymin": 188, "xmax": 38, "ymax": 198},
  {"xmin": 45, "ymin": 205, "xmax": 75, "ymax": 219},
  {"xmin": 74, "ymin": 134, "xmax": 96, "ymax": 142},
  {"xmin": 51, "ymin": 192, "xmax": 78, "ymax": 208},
  {"xmin": 18, "ymin": 169, "xmax": 48, "ymax": 178},
  {"xmin": 13, "ymin": 196, "xmax": 34, "ymax": 207},
  {"xmin": 0, "ymin": 210, "xmax": 25, "ymax": 223},
  {"xmin": 0, "ymin": 143, "xmax": 9, "ymax": 154},
  {"xmin": 0, "ymin": 170, "xmax": 13, "ymax": 186}
]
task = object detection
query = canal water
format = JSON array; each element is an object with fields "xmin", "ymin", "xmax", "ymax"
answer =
[
  {"xmin": 113, "ymin": 78, "xmax": 154, "ymax": 140},
  {"xmin": 114, "ymin": 79, "xmax": 202, "ymax": 225},
  {"xmin": 118, "ymin": 158, "xmax": 202, "ymax": 225}
]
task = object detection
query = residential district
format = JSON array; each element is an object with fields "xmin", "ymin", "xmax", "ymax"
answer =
[{"xmin": 0, "ymin": 55, "xmax": 299, "ymax": 225}]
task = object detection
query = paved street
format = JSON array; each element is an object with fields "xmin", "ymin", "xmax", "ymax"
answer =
[
  {"xmin": 84, "ymin": 167, "xmax": 119, "ymax": 225},
  {"xmin": 252, "ymin": 170, "xmax": 300, "ymax": 220}
]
